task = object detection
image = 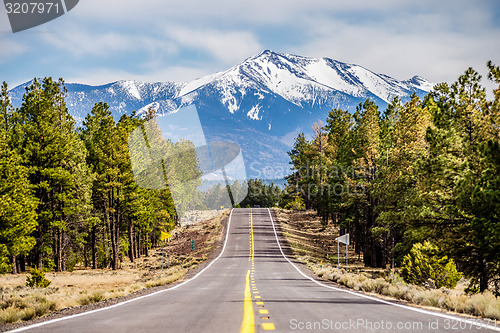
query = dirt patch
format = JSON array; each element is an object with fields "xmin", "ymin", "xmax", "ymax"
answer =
[{"xmin": 275, "ymin": 209, "xmax": 364, "ymax": 268}]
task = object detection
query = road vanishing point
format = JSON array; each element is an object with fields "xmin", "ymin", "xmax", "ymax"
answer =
[{"xmin": 11, "ymin": 208, "xmax": 500, "ymax": 333}]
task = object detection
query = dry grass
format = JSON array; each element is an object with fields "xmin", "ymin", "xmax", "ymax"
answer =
[
  {"xmin": 0, "ymin": 264, "xmax": 187, "ymax": 325},
  {"xmin": 145, "ymin": 266, "xmax": 187, "ymax": 288},
  {"xmin": 276, "ymin": 209, "xmax": 364, "ymax": 267},
  {"xmin": 308, "ymin": 260, "xmax": 500, "ymax": 320},
  {"xmin": 0, "ymin": 210, "xmax": 229, "ymax": 325},
  {"xmin": 0, "ymin": 287, "xmax": 57, "ymax": 324}
]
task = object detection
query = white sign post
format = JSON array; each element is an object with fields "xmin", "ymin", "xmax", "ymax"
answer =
[{"xmin": 335, "ymin": 233, "xmax": 350, "ymax": 269}]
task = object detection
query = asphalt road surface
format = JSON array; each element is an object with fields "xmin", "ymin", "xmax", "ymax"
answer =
[{"xmin": 11, "ymin": 208, "xmax": 500, "ymax": 333}]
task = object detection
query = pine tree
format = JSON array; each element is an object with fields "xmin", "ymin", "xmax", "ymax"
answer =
[
  {"xmin": 82, "ymin": 102, "xmax": 121, "ymax": 269},
  {"xmin": 324, "ymin": 108, "xmax": 354, "ymax": 228},
  {"xmin": 17, "ymin": 78, "xmax": 90, "ymax": 271},
  {"xmin": 0, "ymin": 82, "xmax": 38, "ymax": 274},
  {"xmin": 286, "ymin": 133, "xmax": 313, "ymax": 208},
  {"xmin": 418, "ymin": 66, "xmax": 499, "ymax": 292},
  {"xmin": 375, "ymin": 95, "xmax": 431, "ymax": 267},
  {"xmin": 341, "ymin": 100, "xmax": 382, "ymax": 267}
]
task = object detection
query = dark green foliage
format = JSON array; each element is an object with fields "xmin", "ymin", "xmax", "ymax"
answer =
[
  {"xmin": 0, "ymin": 82, "xmax": 38, "ymax": 274},
  {"xmin": 15, "ymin": 78, "xmax": 92, "ymax": 271},
  {"xmin": 286, "ymin": 62, "xmax": 500, "ymax": 293},
  {"xmin": 239, "ymin": 179, "xmax": 283, "ymax": 208},
  {"xmin": 0, "ymin": 79, "xmax": 179, "ymax": 273},
  {"xmin": 202, "ymin": 179, "xmax": 282, "ymax": 208},
  {"xmin": 81, "ymin": 103, "xmax": 177, "ymax": 268}
]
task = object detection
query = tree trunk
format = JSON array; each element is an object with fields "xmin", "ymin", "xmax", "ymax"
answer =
[
  {"xmin": 479, "ymin": 259, "xmax": 489, "ymax": 292},
  {"xmin": 134, "ymin": 233, "xmax": 138, "ymax": 259},
  {"xmin": 11, "ymin": 255, "xmax": 17, "ymax": 274},
  {"xmin": 128, "ymin": 218, "xmax": 134, "ymax": 263},
  {"xmin": 109, "ymin": 187, "xmax": 120, "ymax": 270},
  {"xmin": 20, "ymin": 256, "xmax": 25, "ymax": 272},
  {"xmin": 480, "ymin": 274, "xmax": 489, "ymax": 292},
  {"xmin": 110, "ymin": 215, "xmax": 117, "ymax": 270},
  {"xmin": 61, "ymin": 229, "xmax": 66, "ymax": 271},
  {"xmin": 83, "ymin": 240, "xmax": 88, "ymax": 268},
  {"xmin": 55, "ymin": 228, "xmax": 63, "ymax": 272},
  {"xmin": 36, "ymin": 224, "xmax": 43, "ymax": 269},
  {"xmin": 390, "ymin": 234, "xmax": 395, "ymax": 270},
  {"xmin": 113, "ymin": 188, "xmax": 121, "ymax": 269},
  {"xmin": 91, "ymin": 227, "xmax": 97, "ymax": 269},
  {"xmin": 137, "ymin": 234, "xmax": 142, "ymax": 257},
  {"xmin": 108, "ymin": 189, "xmax": 116, "ymax": 270}
]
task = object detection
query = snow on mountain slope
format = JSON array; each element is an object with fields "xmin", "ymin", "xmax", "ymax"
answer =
[
  {"xmin": 305, "ymin": 59, "xmax": 364, "ymax": 97},
  {"xmin": 178, "ymin": 72, "xmax": 222, "ymax": 97},
  {"xmin": 173, "ymin": 50, "xmax": 434, "ymax": 112},
  {"xmin": 8, "ymin": 50, "xmax": 435, "ymax": 179}
]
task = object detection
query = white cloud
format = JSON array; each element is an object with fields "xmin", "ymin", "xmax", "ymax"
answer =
[
  {"xmin": 1, "ymin": 0, "xmax": 500, "ymax": 91},
  {"xmin": 66, "ymin": 66, "xmax": 211, "ymax": 86},
  {"xmin": 65, "ymin": 0, "xmax": 500, "ymax": 82},
  {"xmin": 71, "ymin": 0, "xmax": 413, "ymax": 26},
  {"xmin": 164, "ymin": 27, "xmax": 261, "ymax": 65},
  {"xmin": 294, "ymin": 11, "xmax": 500, "ymax": 84},
  {"xmin": 0, "ymin": 38, "xmax": 27, "ymax": 64},
  {"xmin": 43, "ymin": 29, "xmax": 133, "ymax": 57}
]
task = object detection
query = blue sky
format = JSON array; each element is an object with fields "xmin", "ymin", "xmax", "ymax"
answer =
[{"xmin": 1, "ymin": 0, "xmax": 500, "ymax": 90}]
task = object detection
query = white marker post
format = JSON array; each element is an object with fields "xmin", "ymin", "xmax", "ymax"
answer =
[
  {"xmin": 335, "ymin": 233, "xmax": 350, "ymax": 270},
  {"xmin": 337, "ymin": 241, "xmax": 339, "ymax": 268}
]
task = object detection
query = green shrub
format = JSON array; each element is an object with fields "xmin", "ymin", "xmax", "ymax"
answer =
[
  {"xmin": 26, "ymin": 267, "xmax": 51, "ymax": 288},
  {"xmin": 284, "ymin": 195, "xmax": 305, "ymax": 210},
  {"xmin": 401, "ymin": 241, "xmax": 461, "ymax": 288},
  {"xmin": 0, "ymin": 245, "xmax": 12, "ymax": 274}
]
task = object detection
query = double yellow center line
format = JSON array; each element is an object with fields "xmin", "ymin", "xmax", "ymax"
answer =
[
  {"xmin": 241, "ymin": 270, "xmax": 254, "ymax": 333},
  {"xmin": 250, "ymin": 209, "xmax": 254, "ymax": 261},
  {"xmin": 240, "ymin": 209, "xmax": 275, "ymax": 332}
]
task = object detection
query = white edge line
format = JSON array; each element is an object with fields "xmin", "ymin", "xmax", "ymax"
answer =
[
  {"xmin": 8, "ymin": 209, "xmax": 235, "ymax": 333},
  {"xmin": 267, "ymin": 208, "xmax": 500, "ymax": 332}
]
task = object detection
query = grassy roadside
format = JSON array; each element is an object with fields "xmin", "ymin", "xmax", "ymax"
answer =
[
  {"xmin": 0, "ymin": 265, "xmax": 188, "ymax": 324},
  {"xmin": 275, "ymin": 209, "xmax": 500, "ymax": 321},
  {"xmin": 0, "ymin": 210, "xmax": 229, "ymax": 327}
]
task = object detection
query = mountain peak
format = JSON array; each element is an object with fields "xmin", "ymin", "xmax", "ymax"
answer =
[
  {"xmin": 10, "ymin": 51, "xmax": 434, "ymax": 118},
  {"xmin": 257, "ymin": 49, "xmax": 275, "ymax": 56},
  {"xmin": 228, "ymin": 51, "xmax": 434, "ymax": 105},
  {"xmin": 8, "ymin": 52, "xmax": 436, "ymax": 178}
]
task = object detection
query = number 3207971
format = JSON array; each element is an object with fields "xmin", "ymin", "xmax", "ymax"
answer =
[{"xmin": 5, "ymin": 2, "xmax": 60, "ymax": 14}]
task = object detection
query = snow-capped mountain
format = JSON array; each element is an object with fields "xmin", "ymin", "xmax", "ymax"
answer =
[{"xmin": 8, "ymin": 50, "xmax": 434, "ymax": 178}]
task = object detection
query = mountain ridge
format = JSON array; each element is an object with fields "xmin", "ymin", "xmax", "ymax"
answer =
[{"xmin": 8, "ymin": 50, "xmax": 434, "ymax": 178}]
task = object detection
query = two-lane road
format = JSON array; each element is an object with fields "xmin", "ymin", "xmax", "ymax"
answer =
[{"xmin": 11, "ymin": 208, "xmax": 500, "ymax": 332}]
